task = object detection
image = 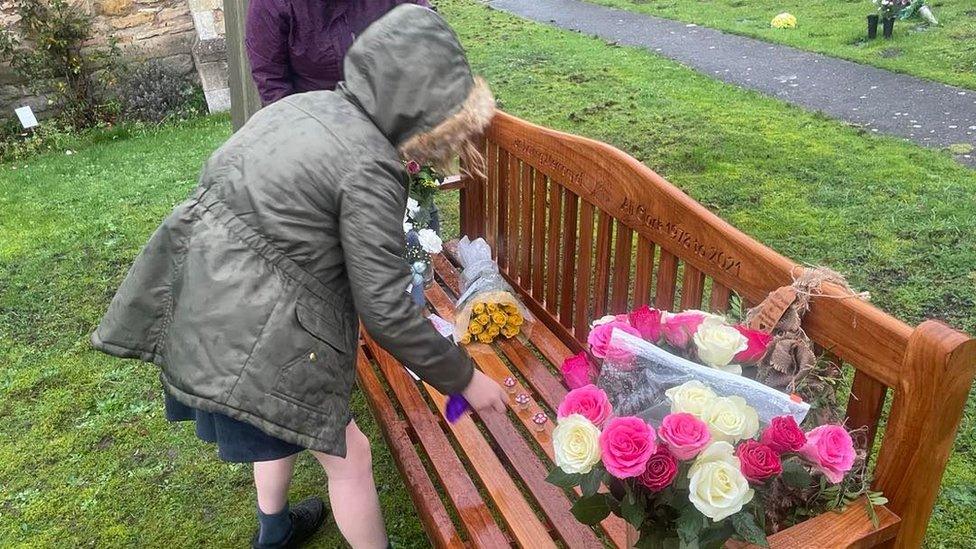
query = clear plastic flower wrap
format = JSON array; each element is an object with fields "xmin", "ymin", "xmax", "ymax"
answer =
[
  {"xmin": 452, "ymin": 236, "xmax": 534, "ymax": 345},
  {"xmin": 598, "ymin": 329, "xmax": 809, "ymax": 426}
]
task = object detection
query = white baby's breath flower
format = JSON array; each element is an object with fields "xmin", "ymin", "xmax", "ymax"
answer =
[{"xmin": 417, "ymin": 228, "xmax": 443, "ymax": 254}]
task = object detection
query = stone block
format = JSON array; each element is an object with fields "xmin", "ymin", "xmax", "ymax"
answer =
[
  {"xmin": 191, "ymin": 10, "xmax": 217, "ymax": 40},
  {"xmin": 194, "ymin": 59, "xmax": 228, "ymax": 92},
  {"xmin": 110, "ymin": 9, "xmax": 155, "ymax": 29},
  {"xmin": 204, "ymin": 87, "xmax": 230, "ymax": 113},
  {"xmin": 97, "ymin": 0, "xmax": 133, "ymax": 16},
  {"xmin": 191, "ymin": 36, "xmax": 226, "ymax": 63},
  {"xmin": 187, "ymin": 0, "xmax": 221, "ymax": 12},
  {"xmin": 156, "ymin": 52, "xmax": 195, "ymax": 76}
]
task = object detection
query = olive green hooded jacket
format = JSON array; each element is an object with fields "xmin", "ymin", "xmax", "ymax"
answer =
[{"xmin": 91, "ymin": 5, "xmax": 495, "ymax": 456}]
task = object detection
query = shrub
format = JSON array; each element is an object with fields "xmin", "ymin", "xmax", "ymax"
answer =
[
  {"xmin": 118, "ymin": 61, "xmax": 206, "ymax": 124},
  {"xmin": 0, "ymin": 0, "xmax": 121, "ymax": 128}
]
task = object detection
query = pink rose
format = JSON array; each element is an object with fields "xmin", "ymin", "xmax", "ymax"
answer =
[
  {"xmin": 735, "ymin": 440, "xmax": 783, "ymax": 483},
  {"xmin": 629, "ymin": 306, "xmax": 664, "ymax": 343},
  {"xmin": 658, "ymin": 413, "xmax": 711, "ymax": 460},
  {"xmin": 599, "ymin": 416, "xmax": 657, "ymax": 479},
  {"xmin": 592, "ymin": 314, "xmax": 630, "ymax": 327},
  {"xmin": 557, "ymin": 384, "xmax": 613, "ymax": 426},
  {"xmin": 561, "ymin": 352, "xmax": 595, "ymax": 389},
  {"xmin": 406, "ymin": 160, "xmax": 421, "ymax": 174},
  {"xmin": 733, "ymin": 325, "xmax": 773, "ymax": 364},
  {"xmin": 637, "ymin": 447, "xmax": 678, "ymax": 492},
  {"xmin": 799, "ymin": 425, "xmax": 855, "ymax": 484},
  {"xmin": 661, "ymin": 311, "xmax": 707, "ymax": 349},
  {"xmin": 587, "ymin": 321, "xmax": 640, "ymax": 360},
  {"xmin": 760, "ymin": 416, "xmax": 807, "ymax": 454}
]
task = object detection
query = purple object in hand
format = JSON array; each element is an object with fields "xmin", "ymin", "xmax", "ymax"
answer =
[{"xmin": 445, "ymin": 394, "xmax": 470, "ymax": 423}]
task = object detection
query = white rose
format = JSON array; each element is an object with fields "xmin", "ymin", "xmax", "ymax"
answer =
[
  {"xmin": 665, "ymin": 380, "xmax": 717, "ymax": 418},
  {"xmin": 406, "ymin": 197, "xmax": 420, "ymax": 217},
  {"xmin": 553, "ymin": 414, "xmax": 602, "ymax": 474},
  {"xmin": 693, "ymin": 318, "xmax": 748, "ymax": 374},
  {"xmin": 702, "ymin": 396, "xmax": 759, "ymax": 444},
  {"xmin": 688, "ymin": 442, "xmax": 755, "ymax": 521},
  {"xmin": 416, "ymin": 229, "xmax": 443, "ymax": 254}
]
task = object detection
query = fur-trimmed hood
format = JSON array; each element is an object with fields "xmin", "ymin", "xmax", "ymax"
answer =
[{"xmin": 339, "ymin": 4, "xmax": 494, "ymax": 156}]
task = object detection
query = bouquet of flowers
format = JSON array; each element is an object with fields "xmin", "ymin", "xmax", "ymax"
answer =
[
  {"xmin": 452, "ymin": 236, "xmax": 533, "ymax": 345},
  {"xmin": 873, "ymin": 0, "xmax": 911, "ymax": 19},
  {"xmin": 403, "ymin": 162, "xmax": 444, "ymax": 306},
  {"xmin": 549, "ymin": 303, "xmax": 885, "ymax": 546}
]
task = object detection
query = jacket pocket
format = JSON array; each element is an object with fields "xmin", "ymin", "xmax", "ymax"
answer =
[{"xmin": 270, "ymin": 290, "xmax": 355, "ymax": 414}]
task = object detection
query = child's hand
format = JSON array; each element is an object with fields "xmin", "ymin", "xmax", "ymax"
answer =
[{"xmin": 461, "ymin": 370, "xmax": 507, "ymax": 414}]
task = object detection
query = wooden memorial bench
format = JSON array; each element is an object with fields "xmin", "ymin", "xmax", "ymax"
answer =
[{"xmin": 355, "ymin": 111, "xmax": 976, "ymax": 548}]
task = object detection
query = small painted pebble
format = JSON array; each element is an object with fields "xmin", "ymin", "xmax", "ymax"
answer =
[
  {"xmin": 515, "ymin": 393, "xmax": 531, "ymax": 409},
  {"xmin": 532, "ymin": 412, "xmax": 548, "ymax": 431},
  {"xmin": 504, "ymin": 376, "xmax": 517, "ymax": 392}
]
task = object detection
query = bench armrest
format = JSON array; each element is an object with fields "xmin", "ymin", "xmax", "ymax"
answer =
[
  {"xmin": 726, "ymin": 498, "xmax": 899, "ymax": 548},
  {"xmin": 438, "ymin": 174, "xmax": 464, "ymax": 191}
]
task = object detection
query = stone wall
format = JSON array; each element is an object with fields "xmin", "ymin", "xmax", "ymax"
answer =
[{"xmin": 0, "ymin": 0, "xmax": 230, "ymax": 119}]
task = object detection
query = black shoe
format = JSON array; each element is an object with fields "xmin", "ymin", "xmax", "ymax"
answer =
[{"xmin": 251, "ymin": 497, "xmax": 329, "ymax": 549}]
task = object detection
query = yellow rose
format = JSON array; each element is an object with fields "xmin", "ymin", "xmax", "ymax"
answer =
[
  {"xmin": 702, "ymin": 396, "xmax": 760, "ymax": 444},
  {"xmin": 477, "ymin": 332, "xmax": 493, "ymax": 344},
  {"xmin": 476, "ymin": 314, "xmax": 490, "ymax": 326},
  {"xmin": 501, "ymin": 326, "xmax": 519, "ymax": 339},
  {"xmin": 692, "ymin": 319, "xmax": 748, "ymax": 375},
  {"xmin": 487, "ymin": 325, "xmax": 500, "ymax": 337},
  {"xmin": 491, "ymin": 312, "xmax": 508, "ymax": 326},
  {"xmin": 665, "ymin": 380, "xmax": 717, "ymax": 418},
  {"xmin": 688, "ymin": 442, "xmax": 754, "ymax": 521},
  {"xmin": 553, "ymin": 414, "xmax": 602, "ymax": 474},
  {"xmin": 487, "ymin": 303, "xmax": 499, "ymax": 313},
  {"xmin": 460, "ymin": 332, "xmax": 472, "ymax": 344},
  {"xmin": 473, "ymin": 303, "xmax": 486, "ymax": 315},
  {"xmin": 504, "ymin": 304, "xmax": 519, "ymax": 315},
  {"xmin": 508, "ymin": 313, "xmax": 524, "ymax": 327},
  {"xmin": 469, "ymin": 322, "xmax": 484, "ymax": 335}
]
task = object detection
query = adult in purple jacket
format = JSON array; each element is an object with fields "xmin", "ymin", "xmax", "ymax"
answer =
[{"xmin": 246, "ymin": 0, "xmax": 430, "ymax": 105}]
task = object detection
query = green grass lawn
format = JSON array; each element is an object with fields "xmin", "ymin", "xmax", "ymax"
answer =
[
  {"xmin": 586, "ymin": 0, "xmax": 976, "ymax": 90},
  {"xmin": 2, "ymin": 0, "xmax": 975, "ymax": 546}
]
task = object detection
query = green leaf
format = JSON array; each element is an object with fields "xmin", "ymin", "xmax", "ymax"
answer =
[
  {"xmin": 780, "ymin": 459, "xmax": 813, "ymax": 488},
  {"xmin": 675, "ymin": 504, "xmax": 705, "ymax": 544},
  {"xmin": 621, "ymin": 491, "xmax": 646, "ymax": 528},
  {"xmin": 571, "ymin": 494, "xmax": 612, "ymax": 525},
  {"xmin": 580, "ymin": 466, "xmax": 606, "ymax": 497},
  {"xmin": 732, "ymin": 511, "xmax": 769, "ymax": 548},
  {"xmin": 546, "ymin": 468, "xmax": 583, "ymax": 489},
  {"xmin": 699, "ymin": 522, "xmax": 736, "ymax": 549}
]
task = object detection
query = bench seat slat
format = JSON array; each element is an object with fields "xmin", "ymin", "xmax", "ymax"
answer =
[
  {"xmin": 424, "ymin": 285, "xmax": 604, "ymax": 548},
  {"xmin": 362, "ymin": 336, "xmax": 510, "ymax": 548},
  {"xmin": 421, "ymin": 388, "xmax": 558, "ymax": 549},
  {"xmin": 431, "ymin": 252, "xmax": 629, "ymax": 548},
  {"xmin": 356, "ymin": 353, "xmax": 464, "ymax": 548}
]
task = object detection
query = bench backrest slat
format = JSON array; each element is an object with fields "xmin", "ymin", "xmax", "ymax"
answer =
[{"xmin": 459, "ymin": 111, "xmax": 976, "ymax": 548}]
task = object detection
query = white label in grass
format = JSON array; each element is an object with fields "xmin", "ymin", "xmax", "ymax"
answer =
[{"xmin": 15, "ymin": 106, "xmax": 38, "ymax": 129}]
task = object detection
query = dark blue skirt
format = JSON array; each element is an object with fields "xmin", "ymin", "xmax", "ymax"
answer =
[{"xmin": 165, "ymin": 392, "xmax": 304, "ymax": 463}]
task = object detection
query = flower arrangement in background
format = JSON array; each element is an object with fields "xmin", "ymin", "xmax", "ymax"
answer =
[
  {"xmin": 872, "ymin": 0, "xmax": 911, "ymax": 19},
  {"xmin": 403, "ymin": 161, "xmax": 444, "ymax": 305},
  {"xmin": 770, "ymin": 12, "xmax": 797, "ymax": 29}
]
